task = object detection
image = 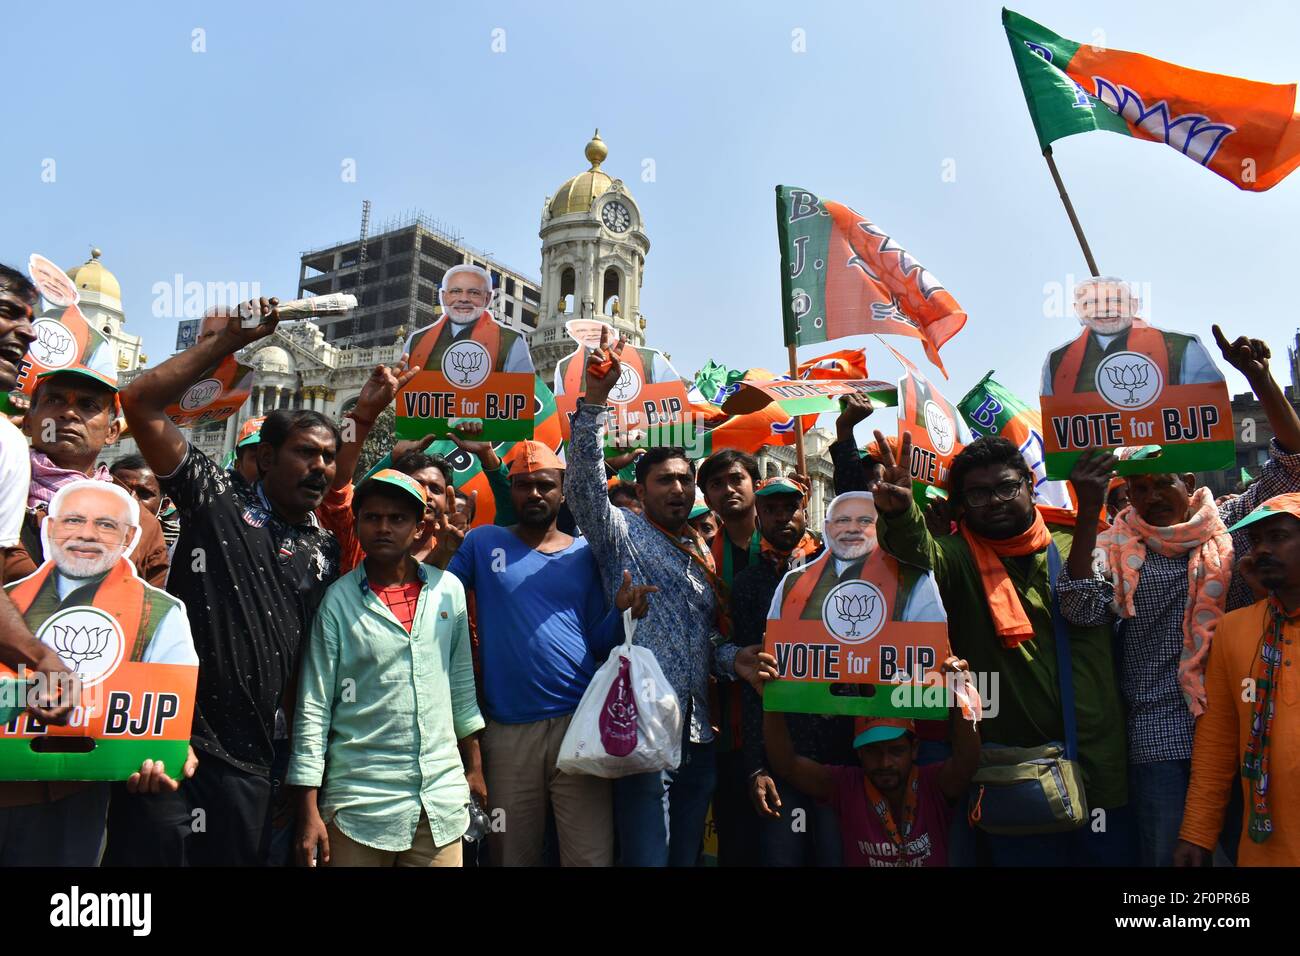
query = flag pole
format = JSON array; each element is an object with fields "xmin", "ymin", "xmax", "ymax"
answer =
[
  {"xmin": 1043, "ymin": 146, "xmax": 1100, "ymax": 277},
  {"xmin": 786, "ymin": 342, "xmax": 809, "ymax": 478}
]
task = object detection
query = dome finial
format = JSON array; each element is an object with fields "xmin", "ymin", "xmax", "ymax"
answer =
[
  {"xmin": 585, "ymin": 129, "xmax": 607, "ymax": 170},
  {"xmin": 91, "ymin": 247, "xmax": 102, "ymax": 260}
]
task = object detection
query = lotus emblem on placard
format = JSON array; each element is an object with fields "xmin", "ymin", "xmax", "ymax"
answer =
[
  {"xmin": 49, "ymin": 624, "xmax": 111, "ymax": 669},
  {"xmin": 608, "ymin": 362, "xmax": 643, "ymax": 403},
  {"xmin": 31, "ymin": 319, "xmax": 76, "ymax": 367},
  {"xmin": 821, "ymin": 580, "xmax": 887, "ymax": 644},
  {"xmin": 923, "ymin": 399, "xmax": 955, "ymax": 455},
  {"xmin": 1094, "ymin": 351, "xmax": 1163, "ymax": 411},
  {"xmin": 440, "ymin": 341, "xmax": 491, "ymax": 389}
]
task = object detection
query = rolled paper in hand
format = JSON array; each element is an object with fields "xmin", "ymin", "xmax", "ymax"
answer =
[
  {"xmin": 240, "ymin": 293, "xmax": 358, "ymax": 327},
  {"xmin": 951, "ymin": 672, "xmax": 982, "ymax": 724}
]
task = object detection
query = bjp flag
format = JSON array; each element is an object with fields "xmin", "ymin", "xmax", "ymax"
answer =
[
  {"xmin": 1004, "ymin": 8, "xmax": 1300, "ymax": 191},
  {"xmin": 776, "ymin": 187, "xmax": 966, "ymax": 377}
]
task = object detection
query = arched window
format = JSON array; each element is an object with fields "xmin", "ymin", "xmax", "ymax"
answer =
[
  {"xmin": 602, "ymin": 268, "xmax": 622, "ymax": 315},
  {"xmin": 559, "ymin": 267, "xmax": 576, "ymax": 312}
]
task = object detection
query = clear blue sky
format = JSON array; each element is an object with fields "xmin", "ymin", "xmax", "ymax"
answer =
[{"xmin": 5, "ymin": 0, "xmax": 1298, "ymax": 430}]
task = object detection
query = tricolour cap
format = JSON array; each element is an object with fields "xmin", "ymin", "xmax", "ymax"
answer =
[
  {"xmin": 36, "ymin": 365, "xmax": 118, "ymax": 393},
  {"xmin": 1227, "ymin": 492, "xmax": 1300, "ymax": 533},
  {"xmin": 360, "ymin": 468, "xmax": 428, "ymax": 509},
  {"xmin": 237, "ymin": 416, "xmax": 267, "ymax": 449},
  {"xmin": 507, "ymin": 440, "xmax": 565, "ymax": 477},
  {"xmin": 852, "ymin": 715, "xmax": 915, "ymax": 749}
]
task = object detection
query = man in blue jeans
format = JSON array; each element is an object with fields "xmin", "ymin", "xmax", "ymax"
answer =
[{"xmin": 565, "ymin": 327, "xmax": 762, "ymax": 866}]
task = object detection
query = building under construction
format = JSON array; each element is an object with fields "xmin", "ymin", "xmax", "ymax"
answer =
[{"xmin": 296, "ymin": 210, "xmax": 542, "ymax": 350}]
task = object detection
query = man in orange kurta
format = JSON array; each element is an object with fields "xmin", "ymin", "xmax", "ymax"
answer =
[{"xmin": 1176, "ymin": 493, "xmax": 1300, "ymax": 866}]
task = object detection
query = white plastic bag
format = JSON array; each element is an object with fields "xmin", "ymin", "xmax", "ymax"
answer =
[{"xmin": 556, "ymin": 608, "xmax": 682, "ymax": 779}]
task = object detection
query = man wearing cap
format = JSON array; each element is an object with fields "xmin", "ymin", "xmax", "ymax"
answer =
[
  {"xmin": 760, "ymin": 656, "xmax": 980, "ymax": 867},
  {"xmin": 1057, "ymin": 326, "xmax": 1300, "ymax": 866},
  {"xmin": 231, "ymin": 416, "xmax": 266, "ymax": 485},
  {"xmin": 446, "ymin": 440, "xmax": 656, "ymax": 866},
  {"xmin": 1174, "ymin": 492, "xmax": 1300, "ymax": 867},
  {"xmin": 7, "ymin": 365, "xmax": 170, "ymax": 588},
  {"xmin": 688, "ymin": 502, "xmax": 718, "ymax": 549},
  {"xmin": 733, "ymin": 476, "xmax": 851, "ymax": 865},
  {"xmin": 291, "ymin": 470, "xmax": 484, "ymax": 867}
]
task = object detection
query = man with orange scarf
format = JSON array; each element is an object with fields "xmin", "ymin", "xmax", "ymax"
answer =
[
  {"xmin": 872, "ymin": 429, "xmax": 1131, "ymax": 865},
  {"xmin": 1057, "ymin": 326, "xmax": 1300, "ymax": 867}
]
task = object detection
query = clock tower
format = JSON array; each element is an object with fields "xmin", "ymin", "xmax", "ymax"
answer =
[{"xmin": 531, "ymin": 131, "xmax": 651, "ymax": 384}]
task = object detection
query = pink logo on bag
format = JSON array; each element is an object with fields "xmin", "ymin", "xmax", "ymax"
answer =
[{"xmin": 599, "ymin": 655, "xmax": 638, "ymax": 757}]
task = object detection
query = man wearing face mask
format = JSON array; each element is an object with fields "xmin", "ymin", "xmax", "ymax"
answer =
[
  {"xmin": 401, "ymin": 264, "xmax": 534, "ymax": 376},
  {"xmin": 1041, "ymin": 277, "xmax": 1221, "ymax": 396},
  {"xmin": 1058, "ymin": 326, "xmax": 1300, "ymax": 867}
]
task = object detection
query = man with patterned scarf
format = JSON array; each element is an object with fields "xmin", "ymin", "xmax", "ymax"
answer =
[
  {"xmin": 1058, "ymin": 326, "xmax": 1300, "ymax": 866},
  {"xmin": 1175, "ymin": 492, "xmax": 1300, "ymax": 866}
]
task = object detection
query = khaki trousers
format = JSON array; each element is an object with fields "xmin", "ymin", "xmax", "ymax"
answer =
[
  {"xmin": 325, "ymin": 814, "xmax": 463, "ymax": 868},
  {"xmin": 482, "ymin": 714, "xmax": 613, "ymax": 866}
]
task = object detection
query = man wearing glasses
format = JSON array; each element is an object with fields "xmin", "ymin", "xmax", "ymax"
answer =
[
  {"xmin": 401, "ymin": 264, "xmax": 535, "ymax": 377},
  {"xmin": 872, "ymin": 430, "xmax": 1130, "ymax": 866}
]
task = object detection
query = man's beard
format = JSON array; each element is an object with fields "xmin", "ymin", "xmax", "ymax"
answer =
[
  {"xmin": 53, "ymin": 544, "xmax": 122, "ymax": 579},
  {"xmin": 444, "ymin": 304, "xmax": 480, "ymax": 325},
  {"xmin": 828, "ymin": 538, "xmax": 874, "ymax": 562},
  {"xmin": 1083, "ymin": 315, "xmax": 1133, "ymax": 336}
]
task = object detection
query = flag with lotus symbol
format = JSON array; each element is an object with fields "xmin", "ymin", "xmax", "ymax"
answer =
[
  {"xmin": 1004, "ymin": 8, "xmax": 1300, "ymax": 191},
  {"xmin": 776, "ymin": 186, "xmax": 967, "ymax": 377}
]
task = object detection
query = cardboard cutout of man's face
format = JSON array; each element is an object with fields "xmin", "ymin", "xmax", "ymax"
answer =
[
  {"xmin": 1073, "ymin": 277, "xmax": 1140, "ymax": 335},
  {"xmin": 43, "ymin": 481, "xmax": 141, "ymax": 579},
  {"xmin": 825, "ymin": 494, "xmax": 878, "ymax": 562},
  {"xmin": 28, "ymin": 254, "xmax": 79, "ymax": 309},
  {"xmin": 439, "ymin": 267, "xmax": 491, "ymax": 323}
]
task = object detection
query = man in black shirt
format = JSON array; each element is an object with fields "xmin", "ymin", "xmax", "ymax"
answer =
[
  {"xmin": 736, "ymin": 478, "xmax": 853, "ymax": 866},
  {"xmin": 112, "ymin": 299, "xmax": 341, "ymax": 866}
]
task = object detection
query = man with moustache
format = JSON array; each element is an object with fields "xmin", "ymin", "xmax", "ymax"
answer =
[
  {"xmin": 446, "ymin": 441, "xmax": 656, "ymax": 866},
  {"xmin": 116, "ymin": 298, "xmax": 341, "ymax": 866},
  {"xmin": 1176, "ymin": 493, "xmax": 1300, "ymax": 867},
  {"xmin": 402, "ymin": 264, "xmax": 534, "ymax": 376},
  {"xmin": 1, "ymin": 480, "xmax": 198, "ymax": 866}
]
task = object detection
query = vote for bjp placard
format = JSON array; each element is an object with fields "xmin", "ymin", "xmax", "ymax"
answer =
[
  {"xmin": 553, "ymin": 319, "xmax": 695, "ymax": 452},
  {"xmin": 1040, "ymin": 276, "xmax": 1233, "ymax": 479},
  {"xmin": 163, "ymin": 310, "xmax": 255, "ymax": 428},
  {"xmin": 395, "ymin": 264, "xmax": 536, "ymax": 441},
  {"xmin": 762, "ymin": 491, "xmax": 951, "ymax": 719},
  {"xmin": 0, "ymin": 480, "xmax": 198, "ymax": 781}
]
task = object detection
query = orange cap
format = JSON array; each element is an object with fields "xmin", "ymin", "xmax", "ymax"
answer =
[{"xmin": 507, "ymin": 441, "xmax": 565, "ymax": 477}]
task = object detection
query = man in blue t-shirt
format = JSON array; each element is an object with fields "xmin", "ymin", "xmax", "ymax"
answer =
[{"xmin": 447, "ymin": 440, "xmax": 655, "ymax": 866}]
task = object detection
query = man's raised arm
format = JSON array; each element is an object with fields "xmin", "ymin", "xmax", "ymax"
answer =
[
  {"xmin": 563, "ymin": 327, "xmax": 628, "ymax": 560},
  {"xmin": 120, "ymin": 298, "xmax": 281, "ymax": 477}
]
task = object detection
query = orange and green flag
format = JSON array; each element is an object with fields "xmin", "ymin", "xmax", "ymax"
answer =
[
  {"xmin": 1004, "ymin": 8, "xmax": 1300, "ymax": 191},
  {"xmin": 776, "ymin": 186, "xmax": 966, "ymax": 377}
]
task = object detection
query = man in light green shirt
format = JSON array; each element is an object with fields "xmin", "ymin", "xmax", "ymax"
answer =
[{"xmin": 289, "ymin": 469, "xmax": 485, "ymax": 867}]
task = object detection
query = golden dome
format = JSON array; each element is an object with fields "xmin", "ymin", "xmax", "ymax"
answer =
[
  {"xmin": 66, "ymin": 247, "xmax": 121, "ymax": 303},
  {"xmin": 549, "ymin": 130, "xmax": 613, "ymax": 217}
]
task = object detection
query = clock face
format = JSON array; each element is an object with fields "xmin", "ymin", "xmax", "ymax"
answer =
[{"xmin": 601, "ymin": 201, "xmax": 631, "ymax": 233}]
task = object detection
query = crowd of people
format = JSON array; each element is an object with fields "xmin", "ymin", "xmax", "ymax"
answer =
[{"xmin": 0, "ymin": 259, "xmax": 1296, "ymax": 868}]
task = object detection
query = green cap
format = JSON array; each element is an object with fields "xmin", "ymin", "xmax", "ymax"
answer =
[
  {"xmin": 359, "ymin": 468, "xmax": 429, "ymax": 510},
  {"xmin": 1227, "ymin": 493, "xmax": 1300, "ymax": 533},
  {"xmin": 755, "ymin": 476, "xmax": 807, "ymax": 499},
  {"xmin": 35, "ymin": 366, "xmax": 118, "ymax": 393},
  {"xmin": 688, "ymin": 502, "xmax": 711, "ymax": 520}
]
